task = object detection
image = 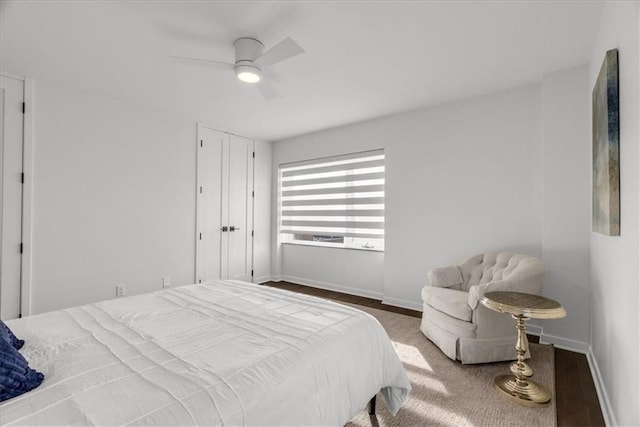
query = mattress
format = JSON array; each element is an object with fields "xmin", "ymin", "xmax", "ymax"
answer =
[{"xmin": 1, "ymin": 280, "xmax": 410, "ymax": 425}]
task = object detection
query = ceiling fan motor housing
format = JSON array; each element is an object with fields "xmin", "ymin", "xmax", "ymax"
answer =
[{"xmin": 234, "ymin": 37, "xmax": 264, "ymax": 64}]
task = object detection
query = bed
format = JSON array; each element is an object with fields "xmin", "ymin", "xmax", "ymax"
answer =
[{"xmin": 1, "ymin": 280, "xmax": 410, "ymax": 425}]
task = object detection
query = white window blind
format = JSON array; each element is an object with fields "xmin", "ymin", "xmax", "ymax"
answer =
[{"xmin": 279, "ymin": 149, "xmax": 385, "ymax": 250}]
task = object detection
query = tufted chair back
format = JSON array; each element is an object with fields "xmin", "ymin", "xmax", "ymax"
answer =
[{"xmin": 458, "ymin": 252, "xmax": 544, "ymax": 292}]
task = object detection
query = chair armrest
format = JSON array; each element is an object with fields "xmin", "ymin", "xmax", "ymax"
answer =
[
  {"xmin": 467, "ymin": 280, "xmax": 512, "ymax": 309},
  {"xmin": 428, "ymin": 265, "xmax": 463, "ymax": 289}
]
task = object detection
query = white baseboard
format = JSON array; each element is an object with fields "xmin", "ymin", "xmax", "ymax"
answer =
[
  {"xmin": 540, "ymin": 333, "xmax": 589, "ymax": 354},
  {"xmin": 525, "ymin": 324, "xmax": 543, "ymax": 336},
  {"xmin": 279, "ymin": 275, "xmax": 384, "ymax": 301},
  {"xmin": 381, "ymin": 296, "xmax": 422, "ymax": 312},
  {"xmin": 587, "ymin": 346, "xmax": 616, "ymax": 427}
]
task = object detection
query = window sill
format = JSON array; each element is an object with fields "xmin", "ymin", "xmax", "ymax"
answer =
[{"xmin": 281, "ymin": 241, "xmax": 384, "ymax": 253}]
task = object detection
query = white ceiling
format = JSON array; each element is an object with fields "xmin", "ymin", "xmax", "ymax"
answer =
[{"xmin": 0, "ymin": 1, "xmax": 603, "ymax": 141}]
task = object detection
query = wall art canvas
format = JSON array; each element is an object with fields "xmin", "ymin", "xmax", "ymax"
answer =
[{"xmin": 592, "ymin": 48, "xmax": 620, "ymax": 236}]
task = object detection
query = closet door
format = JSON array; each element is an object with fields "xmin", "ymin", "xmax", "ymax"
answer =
[
  {"xmin": 223, "ymin": 134, "xmax": 253, "ymax": 282},
  {"xmin": 196, "ymin": 125, "xmax": 254, "ymax": 284},
  {"xmin": 196, "ymin": 126, "xmax": 224, "ymax": 282},
  {"xmin": 0, "ymin": 75, "xmax": 24, "ymax": 320}
]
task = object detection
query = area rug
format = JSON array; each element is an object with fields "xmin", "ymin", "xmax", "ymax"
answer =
[{"xmin": 346, "ymin": 304, "xmax": 556, "ymax": 427}]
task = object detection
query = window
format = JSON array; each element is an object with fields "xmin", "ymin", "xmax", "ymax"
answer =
[{"xmin": 279, "ymin": 149, "xmax": 385, "ymax": 251}]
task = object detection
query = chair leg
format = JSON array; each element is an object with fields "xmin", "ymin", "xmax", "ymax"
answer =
[{"xmin": 368, "ymin": 395, "xmax": 376, "ymax": 415}]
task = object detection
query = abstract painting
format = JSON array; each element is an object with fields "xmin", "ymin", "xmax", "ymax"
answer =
[{"xmin": 592, "ymin": 49, "xmax": 620, "ymax": 236}]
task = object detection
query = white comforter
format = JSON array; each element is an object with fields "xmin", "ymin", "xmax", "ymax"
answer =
[{"xmin": 2, "ymin": 280, "xmax": 410, "ymax": 425}]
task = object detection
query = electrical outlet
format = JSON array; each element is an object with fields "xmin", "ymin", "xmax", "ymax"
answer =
[
  {"xmin": 116, "ymin": 284, "xmax": 126, "ymax": 297},
  {"xmin": 162, "ymin": 277, "xmax": 171, "ymax": 288}
]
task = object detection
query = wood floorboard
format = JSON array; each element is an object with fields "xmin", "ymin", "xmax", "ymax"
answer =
[
  {"xmin": 261, "ymin": 280, "xmax": 604, "ymax": 426},
  {"xmin": 555, "ymin": 348, "xmax": 605, "ymax": 426},
  {"xmin": 264, "ymin": 280, "xmax": 424, "ymax": 317}
]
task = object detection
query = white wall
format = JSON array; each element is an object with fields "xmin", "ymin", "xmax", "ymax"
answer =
[
  {"xmin": 30, "ymin": 80, "xmax": 195, "ymax": 313},
  {"xmin": 382, "ymin": 86, "xmax": 542, "ymax": 309},
  {"xmin": 272, "ymin": 84, "xmax": 543, "ymax": 310},
  {"xmin": 588, "ymin": 1, "xmax": 640, "ymax": 425},
  {"xmin": 28, "ymin": 79, "xmax": 272, "ymax": 314},
  {"xmin": 540, "ymin": 66, "xmax": 591, "ymax": 349},
  {"xmin": 280, "ymin": 244, "xmax": 384, "ymax": 299}
]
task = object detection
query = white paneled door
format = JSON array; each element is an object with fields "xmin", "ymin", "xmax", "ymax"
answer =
[
  {"xmin": 196, "ymin": 125, "xmax": 254, "ymax": 283},
  {"xmin": 0, "ymin": 75, "xmax": 24, "ymax": 320}
]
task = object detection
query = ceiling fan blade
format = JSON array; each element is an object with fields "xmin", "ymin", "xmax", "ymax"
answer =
[
  {"xmin": 169, "ymin": 56, "xmax": 234, "ymax": 70},
  {"xmin": 254, "ymin": 37, "xmax": 305, "ymax": 67},
  {"xmin": 257, "ymin": 79, "xmax": 281, "ymax": 101}
]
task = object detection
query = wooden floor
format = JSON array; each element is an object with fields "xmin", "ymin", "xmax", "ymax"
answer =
[{"xmin": 263, "ymin": 281, "xmax": 605, "ymax": 427}]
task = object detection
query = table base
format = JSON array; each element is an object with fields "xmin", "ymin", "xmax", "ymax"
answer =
[{"xmin": 493, "ymin": 374, "xmax": 551, "ymax": 407}]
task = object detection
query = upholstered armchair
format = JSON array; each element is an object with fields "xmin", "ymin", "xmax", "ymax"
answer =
[{"xmin": 420, "ymin": 252, "xmax": 544, "ymax": 364}]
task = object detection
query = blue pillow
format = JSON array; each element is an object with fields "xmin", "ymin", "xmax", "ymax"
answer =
[
  {"xmin": 0, "ymin": 320, "xmax": 24, "ymax": 350},
  {"xmin": 0, "ymin": 338, "xmax": 44, "ymax": 402}
]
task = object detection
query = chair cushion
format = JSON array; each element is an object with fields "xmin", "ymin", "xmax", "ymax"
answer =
[
  {"xmin": 421, "ymin": 286, "xmax": 472, "ymax": 322},
  {"xmin": 422, "ymin": 304, "xmax": 476, "ymax": 338}
]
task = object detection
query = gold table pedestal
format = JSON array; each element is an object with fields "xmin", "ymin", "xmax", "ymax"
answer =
[
  {"xmin": 494, "ymin": 374, "xmax": 551, "ymax": 407},
  {"xmin": 481, "ymin": 292, "xmax": 566, "ymax": 407}
]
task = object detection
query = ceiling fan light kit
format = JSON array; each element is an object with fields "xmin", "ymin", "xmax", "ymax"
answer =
[{"xmin": 235, "ymin": 63, "xmax": 262, "ymax": 83}]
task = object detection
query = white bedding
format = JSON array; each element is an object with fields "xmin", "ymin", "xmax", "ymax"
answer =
[{"xmin": 1, "ymin": 280, "xmax": 410, "ymax": 425}]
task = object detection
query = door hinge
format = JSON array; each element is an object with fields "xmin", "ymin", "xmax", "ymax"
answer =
[
  {"xmin": 198, "ymin": 279, "xmax": 202, "ymax": 284},
  {"xmin": 22, "ymin": 102, "xmax": 25, "ymax": 114},
  {"xmin": 199, "ymin": 232, "xmax": 202, "ymax": 240},
  {"xmin": 251, "ymin": 230, "xmax": 254, "ymax": 237},
  {"xmin": 251, "ymin": 270, "xmax": 254, "ymax": 276},
  {"xmin": 199, "ymin": 186, "xmax": 203, "ymax": 194},
  {"xmin": 252, "ymin": 190, "xmax": 254, "ymax": 198},
  {"xmin": 20, "ymin": 173, "xmax": 24, "ymax": 184},
  {"xmin": 19, "ymin": 243, "xmax": 23, "ymax": 254},
  {"xmin": 200, "ymin": 140, "xmax": 203, "ymax": 148},
  {"xmin": 252, "ymin": 151, "xmax": 255, "ymax": 158}
]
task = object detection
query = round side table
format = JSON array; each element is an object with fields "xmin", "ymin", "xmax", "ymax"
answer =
[{"xmin": 481, "ymin": 291, "xmax": 566, "ymax": 407}]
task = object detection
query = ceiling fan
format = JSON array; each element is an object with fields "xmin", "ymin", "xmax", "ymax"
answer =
[{"xmin": 170, "ymin": 36, "xmax": 305, "ymax": 100}]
